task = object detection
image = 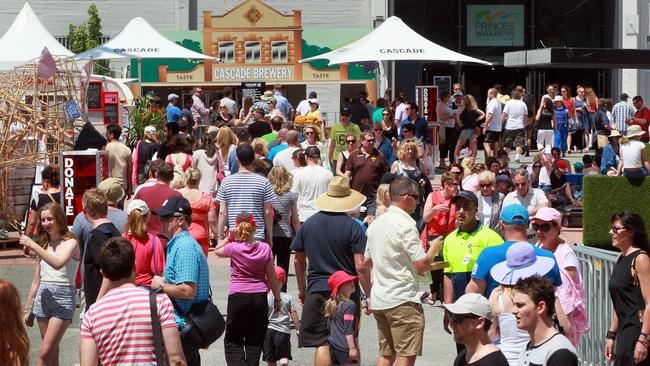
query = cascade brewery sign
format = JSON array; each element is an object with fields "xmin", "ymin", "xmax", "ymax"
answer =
[
  {"xmin": 214, "ymin": 66, "xmax": 294, "ymax": 81},
  {"xmin": 379, "ymin": 48, "xmax": 426, "ymax": 54},
  {"xmin": 467, "ymin": 5, "xmax": 524, "ymax": 47},
  {"xmin": 113, "ymin": 47, "xmax": 160, "ymax": 53}
]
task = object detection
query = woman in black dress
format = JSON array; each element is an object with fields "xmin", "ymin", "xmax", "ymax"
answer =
[{"xmin": 606, "ymin": 212, "xmax": 650, "ymax": 365}]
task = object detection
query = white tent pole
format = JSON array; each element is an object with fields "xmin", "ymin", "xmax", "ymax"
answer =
[
  {"xmin": 391, "ymin": 60, "xmax": 396, "ymax": 100},
  {"xmin": 137, "ymin": 58, "xmax": 142, "ymax": 97}
]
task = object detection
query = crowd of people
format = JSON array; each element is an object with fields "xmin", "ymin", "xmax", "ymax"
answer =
[{"xmin": 2, "ymin": 83, "xmax": 650, "ymax": 366}]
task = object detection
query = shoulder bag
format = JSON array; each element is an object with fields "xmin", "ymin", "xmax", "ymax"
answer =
[
  {"xmin": 149, "ymin": 290, "xmax": 167, "ymax": 366},
  {"xmin": 170, "ymin": 289, "xmax": 225, "ymax": 349}
]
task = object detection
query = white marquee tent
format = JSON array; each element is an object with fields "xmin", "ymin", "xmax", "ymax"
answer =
[
  {"xmin": 0, "ymin": 2, "xmax": 74, "ymax": 70},
  {"xmin": 299, "ymin": 16, "xmax": 491, "ymax": 66},
  {"xmin": 74, "ymin": 17, "xmax": 215, "ymax": 61}
]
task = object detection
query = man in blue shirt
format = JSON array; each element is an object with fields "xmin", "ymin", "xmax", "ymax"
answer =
[
  {"xmin": 465, "ymin": 203, "xmax": 562, "ymax": 297},
  {"xmin": 151, "ymin": 196, "xmax": 210, "ymax": 366},
  {"xmin": 166, "ymin": 94, "xmax": 182, "ymax": 123},
  {"xmin": 399, "ymin": 103, "xmax": 431, "ymax": 150},
  {"xmin": 273, "ymin": 84, "xmax": 294, "ymax": 120}
]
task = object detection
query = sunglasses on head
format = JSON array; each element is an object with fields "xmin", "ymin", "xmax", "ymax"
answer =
[
  {"xmin": 532, "ymin": 222, "xmax": 553, "ymax": 232},
  {"xmin": 446, "ymin": 312, "xmax": 479, "ymax": 324}
]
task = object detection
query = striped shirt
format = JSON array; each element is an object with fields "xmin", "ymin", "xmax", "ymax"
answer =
[
  {"xmin": 216, "ymin": 171, "xmax": 276, "ymax": 239},
  {"xmin": 80, "ymin": 286, "xmax": 176, "ymax": 365},
  {"xmin": 612, "ymin": 101, "xmax": 635, "ymax": 133}
]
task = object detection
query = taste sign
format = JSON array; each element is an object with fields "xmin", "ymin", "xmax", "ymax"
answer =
[{"xmin": 60, "ymin": 150, "xmax": 108, "ymax": 226}]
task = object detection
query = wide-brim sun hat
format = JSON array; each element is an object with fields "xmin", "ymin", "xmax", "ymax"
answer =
[
  {"xmin": 490, "ymin": 241, "xmax": 555, "ymax": 285},
  {"xmin": 260, "ymin": 90, "xmax": 274, "ymax": 100},
  {"xmin": 314, "ymin": 176, "xmax": 366, "ymax": 213},
  {"xmin": 627, "ymin": 125, "xmax": 646, "ymax": 138},
  {"xmin": 609, "ymin": 130, "xmax": 622, "ymax": 138}
]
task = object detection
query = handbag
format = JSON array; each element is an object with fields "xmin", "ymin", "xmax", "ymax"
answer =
[
  {"xmin": 149, "ymin": 290, "xmax": 167, "ymax": 366},
  {"xmin": 171, "ymin": 290, "xmax": 225, "ymax": 349},
  {"xmin": 567, "ymin": 115, "xmax": 579, "ymax": 132}
]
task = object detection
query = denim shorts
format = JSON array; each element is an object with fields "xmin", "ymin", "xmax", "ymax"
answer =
[{"xmin": 33, "ymin": 283, "xmax": 76, "ymax": 320}]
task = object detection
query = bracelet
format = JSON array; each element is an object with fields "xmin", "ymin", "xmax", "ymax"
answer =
[
  {"xmin": 606, "ymin": 331, "xmax": 617, "ymax": 340},
  {"xmin": 638, "ymin": 339, "xmax": 648, "ymax": 348}
]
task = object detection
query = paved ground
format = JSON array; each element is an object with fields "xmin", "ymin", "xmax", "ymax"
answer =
[
  {"xmin": 0, "ymin": 148, "xmax": 587, "ymax": 364},
  {"xmin": 1, "ymin": 249, "xmax": 458, "ymax": 365}
]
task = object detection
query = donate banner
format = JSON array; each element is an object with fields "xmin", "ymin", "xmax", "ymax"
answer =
[{"xmin": 467, "ymin": 5, "xmax": 524, "ymax": 47}]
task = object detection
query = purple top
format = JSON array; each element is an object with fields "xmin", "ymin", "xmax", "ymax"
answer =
[{"xmin": 224, "ymin": 241, "xmax": 272, "ymax": 295}]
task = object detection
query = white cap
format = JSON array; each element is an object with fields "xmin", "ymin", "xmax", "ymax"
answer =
[
  {"xmin": 126, "ymin": 199, "xmax": 150, "ymax": 215},
  {"xmin": 168, "ymin": 93, "xmax": 179, "ymax": 101},
  {"xmin": 438, "ymin": 293, "xmax": 492, "ymax": 319},
  {"xmin": 308, "ymin": 98, "xmax": 319, "ymax": 104},
  {"xmin": 144, "ymin": 125, "xmax": 157, "ymax": 134}
]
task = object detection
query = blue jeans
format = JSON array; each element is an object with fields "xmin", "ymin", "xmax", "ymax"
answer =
[
  {"xmin": 554, "ymin": 125, "xmax": 568, "ymax": 153},
  {"xmin": 623, "ymin": 168, "xmax": 648, "ymax": 178},
  {"xmin": 449, "ymin": 272, "xmax": 473, "ymax": 301}
]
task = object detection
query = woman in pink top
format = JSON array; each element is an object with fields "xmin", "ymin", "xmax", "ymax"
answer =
[
  {"xmin": 533, "ymin": 207, "xmax": 589, "ymax": 346},
  {"xmin": 216, "ymin": 213, "xmax": 281, "ymax": 365},
  {"xmin": 177, "ymin": 167, "xmax": 217, "ymax": 256},
  {"xmin": 122, "ymin": 200, "xmax": 166, "ymax": 287}
]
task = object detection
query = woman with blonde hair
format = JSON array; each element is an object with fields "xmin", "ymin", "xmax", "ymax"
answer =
[
  {"xmin": 192, "ymin": 132, "xmax": 220, "ymax": 194},
  {"xmin": 177, "ymin": 167, "xmax": 218, "ymax": 255},
  {"xmin": 616, "ymin": 125, "xmax": 650, "ymax": 178},
  {"xmin": 300, "ymin": 124, "xmax": 327, "ymax": 165},
  {"xmin": 267, "ymin": 166, "xmax": 300, "ymax": 291},
  {"xmin": 216, "ymin": 213, "xmax": 281, "ymax": 365},
  {"xmin": 20, "ymin": 203, "xmax": 79, "ymax": 366},
  {"xmin": 455, "ymin": 94, "xmax": 485, "ymax": 158},
  {"xmin": 251, "ymin": 137, "xmax": 272, "ymax": 176},
  {"xmin": 122, "ymin": 200, "xmax": 166, "ymax": 287},
  {"xmin": 461, "ymin": 162, "xmax": 486, "ymax": 192},
  {"xmin": 0, "ymin": 279, "xmax": 30, "ymax": 366},
  {"xmin": 375, "ymin": 183, "xmax": 391, "ymax": 217},
  {"xmin": 217, "ymin": 127, "xmax": 238, "ymax": 180}
]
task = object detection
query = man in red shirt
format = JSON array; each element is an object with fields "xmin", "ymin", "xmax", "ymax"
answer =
[
  {"xmin": 133, "ymin": 162, "xmax": 181, "ymax": 238},
  {"xmin": 629, "ymin": 96, "xmax": 650, "ymax": 142}
]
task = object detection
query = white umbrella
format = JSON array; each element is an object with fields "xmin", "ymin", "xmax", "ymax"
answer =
[
  {"xmin": 299, "ymin": 16, "xmax": 491, "ymax": 66},
  {"xmin": 0, "ymin": 2, "xmax": 74, "ymax": 70},
  {"xmin": 74, "ymin": 17, "xmax": 216, "ymax": 61}
]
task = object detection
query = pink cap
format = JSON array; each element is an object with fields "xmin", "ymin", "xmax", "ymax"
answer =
[{"xmin": 532, "ymin": 207, "xmax": 562, "ymax": 226}]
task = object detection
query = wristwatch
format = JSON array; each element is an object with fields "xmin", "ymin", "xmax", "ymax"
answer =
[{"xmin": 158, "ymin": 282, "xmax": 165, "ymax": 292}]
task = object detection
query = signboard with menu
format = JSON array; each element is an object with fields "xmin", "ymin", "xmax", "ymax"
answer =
[
  {"xmin": 241, "ymin": 82, "xmax": 265, "ymax": 102},
  {"xmin": 103, "ymin": 92, "xmax": 119, "ymax": 125},
  {"xmin": 85, "ymin": 81, "xmax": 103, "ymax": 111}
]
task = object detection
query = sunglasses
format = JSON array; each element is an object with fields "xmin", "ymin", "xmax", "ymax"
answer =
[
  {"xmin": 532, "ymin": 222, "xmax": 553, "ymax": 232},
  {"xmin": 514, "ymin": 182, "xmax": 527, "ymax": 187},
  {"xmin": 374, "ymin": 128, "xmax": 383, "ymax": 131},
  {"xmin": 446, "ymin": 312, "xmax": 478, "ymax": 324},
  {"xmin": 611, "ymin": 225, "xmax": 626, "ymax": 233},
  {"xmin": 479, "ymin": 183, "xmax": 492, "ymax": 188},
  {"xmin": 383, "ymin": 113, "xmax": 390, "ymax": 116},
  {"xmin": 305, "ymin": 131, "xmax": 314, "ymax": 135},
  {"xmin": 365, "ymin": 139, "xmax": 375, "ymax": 143},
  {"xmin": 346, "ymin": 140, "xmax": 356, "ymax": 144},
  {"xmin": 533, "ymin": 165, "xmax": 542, "ymax": 168}
]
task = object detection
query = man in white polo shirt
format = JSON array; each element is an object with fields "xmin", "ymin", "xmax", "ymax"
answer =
[{"xmin": 501, "ymin": 89, "xmax": 529, "ymax": 163}]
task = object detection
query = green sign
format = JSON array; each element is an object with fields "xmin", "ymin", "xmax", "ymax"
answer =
[{"xmin": 467, "ymin": 5, "xmax": 524, "ymax": 47}]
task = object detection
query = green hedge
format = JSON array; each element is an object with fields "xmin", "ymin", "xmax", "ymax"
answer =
[{"xmin": 583, "ymin": 176, "xmax": 650, "ymax": 249}]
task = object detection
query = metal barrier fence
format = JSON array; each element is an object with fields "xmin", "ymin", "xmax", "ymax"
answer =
[{"xmin": 574, "ymin": 245, "xmax": 619, "ymax": 366}]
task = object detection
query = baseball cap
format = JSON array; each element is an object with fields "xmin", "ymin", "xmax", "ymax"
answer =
[
  {"xmin": 453, "ymin": 91, "xmax": 464, "ymax": 97},
  {"xmin": 496, "ymin": 174, "xmax": 513, "ymax": 187},
  {"xmin": 327, "ymin": 270, "xmax": 357, "ymax": 296},
  {"xmin": 152, "ymin": 195, "xmax": 192, "ymax": 217},
  {"xmin": 274, "ymin": 266, "xmax": 287, "ymax": 283},
  {"xmin": 438, "ymin": 293, "xmax": 492, "ymax": 319},
  {"xmin": 573, "ymin": 162, "xmax": 584, "ymax": 171},
  {"xmin": 305, "ymin": 146, "xmax": 321, "ymax": 159},
  {"xmin": 341, "ymin": 107, "xmax": 351, "ymax": 116},
  {"xmin": 144, "ymin": 125, "xmax": 157, "ymax": 134},
  {"xmin": 97, "ymin": 178, "xmax": 125, "ymax": 204},
  {"xmin": 167, "ymin": 93, "xmax": 179, "ymax": 101},
  {"xmin": 308, "ymin": 91, "xmax": 317, "ymax": 98},
  {"xmin": 532, "ymin": 207, "xmax": 562, "ymax": 226},
  {"xmin": 553, "ymin": 95, "xmax": 563, "ymax": 102},
  {"xmin": 126, "ymin": 199, "xmax": 149, "ymax": 215},
  {"xmin": 500, "ymin": 204, "xmax": 529, "ymax": 225},
  {"xmin": 620, "ymin": 93, "xmax": 629, "ymax": 100},
  {"xmin": 490, "ymin": 242, "xmax": 555, "ymax": 285},
  {"xmin": 308, "ymin": 98, "xmax": 319, "ymax": 104},
  {"xmin": 451, "ymin": 191, "xmax": 478, "ymax": 206},
  {"xmin": 555, "ymin": 160, "xmax": 568, "ymax": 172}
]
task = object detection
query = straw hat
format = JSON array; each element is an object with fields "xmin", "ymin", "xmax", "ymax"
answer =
[
  {"xmin": 626, "ymin": 125, "xmax": 646, "ymax": 138},
  {"xmin": 314, "ymin": 176, "xmax": 366, "ymax": 213},
  {"xmin": 609, "ymin": 130, "xmax": 622, "ymax": 139}
]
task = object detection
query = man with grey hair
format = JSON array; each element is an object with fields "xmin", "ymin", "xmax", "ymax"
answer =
[
  {"xmin": 190, "ymin": 87, "xmax": 210, "ymax": 127},
  {"xmin": 501, "ymin": 168, "xmax": 549, "ymax": 217},
  {"xmin": 273, "ymin": 130, "xmax": 301, "ymax": 171}
]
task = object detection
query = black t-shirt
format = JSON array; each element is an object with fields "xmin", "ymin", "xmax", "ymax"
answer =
[
  {"xmin": 291, "ymin": 212, "xmax": 366, "ymax": 294},
  {"xmin": 349, "ymin": 102, "xmax": 370, "ymax": 125},
  {"xmin": 31, "ymin": 191, "xmax": 61, "ymax": 210},
  {"xmin": 550, "ymin": 169, "xmax": 567, "ymax": 190},
  {"xmin": 460, "ymin": 109, "xmax": 478, "ymax": 130},
  {"xmin": 83, "ymin": 222, "xmax": 121, "ymax": 310},
  {"xmin": 538, "ymin": 110, "xmax": 554, "ymax": 130},
  {"xmin": 137, "ymin": 140, "xmax": 159, "ymax": 174},
  {"xmin": 453, "ymin": 348, "xmax": 509, "ymax": 366},
  {"xmin": 382, "ymin": 125, "xmax": 398, "ymax": 141},
  {"xmin": 248, "ymin": 121, "xmax": 272, "ymax": 139}
]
